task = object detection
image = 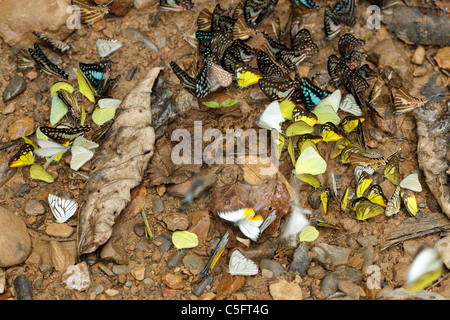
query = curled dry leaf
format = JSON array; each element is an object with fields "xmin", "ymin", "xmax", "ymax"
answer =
[{"xmin": 77, "ymin": 67, "xmax": 162, "ymax": 255}]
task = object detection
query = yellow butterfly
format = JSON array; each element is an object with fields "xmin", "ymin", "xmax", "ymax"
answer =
[
  {"xmin": 321, "ymin": 122, "xmax": 344, "ymax": 142},
  {"xmin": 342, "ymin": 116, "xmax": 365, "ymax": 133},
  {"xmin": 235, "ymin": 65, "xmax": 262, "ymax": 88},
  {"xmin": 8, "ymin": 137, "xmax": 37, "ymax": 167},
  {"xmin": 384, "ymin": 155, "xmax": 400, "ymax": 186},
  {"xmin": 352, "ymin": 197, "xmax": 384, "ymax": 221},
  {"xmin": 331, "ymin": 138, "xmax": 352, "ymax": 159},
  {"xmin": 405, "ymin": 247, "xmax": 443, "ymax": 292},
  {"xmin": 295, "ymin": 173, "xmax": 322, "ymax": 188},
  {"xmin": 367, "ymin": 185, "xmax": 387, "ymax": 208},
  {"xmin": 200, "ymin": 229, "xmax": 229, "ymax": 278},
  {"xmin": 402, "ymin": 191, "xmax": 419, "ymax": 217},
  {"xmin": 320, "ymin": 188, "xmax": 330, "ymax": 214},
  {"xmin": 340, "ymin": 186, "xmax": 349, "ymax": 212},
  {"xmin": 356, "ymin": 172, "xmax": 372, "ymax": 198},
  {"xmin": 284, "ymin": 120, "xmax": 314, "ymax": 137},
  {"xmin": 292, "ymin": 106, "xmax": 318, "ymax": 127},
  {"xmin": 297, "ymin": 134, "xmax": 323, "ymax": 151}
]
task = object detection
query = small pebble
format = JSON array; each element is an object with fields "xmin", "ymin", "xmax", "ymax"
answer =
[
  {"xmin": 411, "ymin": 46, "xmax": 425, "ymax": 65},
  {"xmin": 2, "ymin": 75, "xmax": 26, "ymax": 103}
]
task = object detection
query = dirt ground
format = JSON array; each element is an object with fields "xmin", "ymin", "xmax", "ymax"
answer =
[{"xmin": 0, "ymin": 0, "xmax": 449, "ymax": 301}]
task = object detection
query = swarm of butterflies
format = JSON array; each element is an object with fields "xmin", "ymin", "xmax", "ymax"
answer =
[
  {"xmin": 167, "ymin": 0, "xmax": 433, "ymax": 279},
  {"xmin": 8, "ymin": 1, "xmax": 127, "ymax": 224}
]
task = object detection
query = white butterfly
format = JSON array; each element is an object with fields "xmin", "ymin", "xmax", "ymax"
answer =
[
  {"xmin": 48, "ymin": 193, "xmax": 78, "ymax": 223},
  {"xmin": 281, "ymin": 203, "xmax": 311, "ymax": 240},
  {"xmin": 400, "ymin": 172, "xmax": 422, "ymax": 192},
  {"xmin": 259, "ymin": 209, "xmax": 277, "ymax": 234},
  {"xmin": 228, "ymin": 250, "xmax": 258, "ymax": 276},
  {"xmin": 34, "ymin": 139, "xmax": 70, "ymax": 158},
  {"xmin": 354, "ymin": 165, "xmax": 374, "ymax": 182},
  {"xmin": 385, "ymin": 185, "xmax": 401, "ymax": 217},
  {"xmin": 339, "ymin": 94, "xmax": 362, "ymax": 116},
  {"xmin": 96, "ymin": 38, "xmax": 123, "ymax": 58},
  {"xmin": 256, "ymin": 100, "xmax": 286, "ymax": 133},
  {"xmin": 218, "ymin": 208, "xmax": 263, "ymax": 241},
  {"xmin": 406, "ymin": 247, "xmax": 443, "ymax": 292}
]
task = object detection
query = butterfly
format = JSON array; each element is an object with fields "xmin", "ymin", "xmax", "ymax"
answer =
[
  {"xmin": 33, "ymin": 31, "xmax": 72, "ymax": 53},
  {"xmin": 296, "ymin": 78, "xmax": 330, "ymax": 111},
  {"xmin": 96, "ymin": 38, "xmax": 122, "ymax": 58},
  {"xmin": 405, "ymin": 247, "xmax": 443, "ymax": 292},
  {"xmin": 172, "ymin": 231, "xmax": 199, "ymax": 250},
  {"xmin": 350, "ymin": 153, "xmax": 387, "ymax": 169},
  {"xmin": 16, "ymin": 49, "xmax": 35, "ymax": 71},
  {"xmin": 234, "ymin": 63, "xmax": 262, "ymax": 88},
  {"xmin": 320, "ymin": 188, "xmax": 330, "ymax": 214},
  {"xmin": 170, "ymin": 61, "xmax": 210, "ymax": 98},
  {"xmin": 256, "ymin": 100, "xmax": 286, "ymax": 132},
  {"xmin": 200, "ymin": 229, "xmax": 229, "ymax": 278},
  {"xmin": 312, "ymin": 93, "xmax": 341, "ymax": 126},
  {"xmin": 356, "ymin": 119, "xmax": 366, "ymax": 149},
  {"xmin": 157, "ymin": 0, "xmax": 193, "ymax": 11},
  {"xmin": 57, "ymin": 90, "xmax": 82, "ymax": 125},
  {"xmin": 218, "ymin": 208, "xmax": 264, "ymax": 241},
  {"xmin": 232, "ymin": 17, "xmax": 253, "ymax": 40},
  {"xmin": 338, "ymin": 33, "xmax": 365, "ymax": 60},
  {"xmin": 356, "ymin": 171, "xmax": 372, "ymax": 198},
  {"xmin": 47, "ymin": 193, "xmax": 78, "ymax": 223},
  {"xmin": 244, "ymin": 0, "xmax": 278, "ymax": 27},
  {"xmin": 367, "ymin": 184, "xmax": 387, "ymax": 207},
  {"xmin": 219, "ymin": 15, "xmax": 236, "ymax": 36},
  {"xmin": 342, "ymin": 116, "xmax": 365, "ymax": 133},
  {"xmin": 28, "ymin": 43, "xmax": 68, "ymax": 79},
  {"xmin": 324, "ymin": 6, "xmax": 344, "ymax": 40},
  {"xmin": 384, "ymin": 155, "xmax": 400, "ymax": 186},
  {"xmin": 400, "ymin": 172, "xmax": 422, "ymax": 192},
  {"xmin": 261, "ymin": 31, "xmax": 287, "ymax": 59},
  {"xmin": 210, "ymin": 4, "xmax": 226, "ymax": 32},
  {"xmin": 401, "ymin": 191, "xmax": 419, "ymax": 217},
  {"xmin": 352, "ymin": 197, "xmax": 385, "ymax": 220},
  {"xmin": 8, "ymin": 137, "xmax": 37, "ymax": 168},
  {"xmin": 354, "ymin": 164, "xmax": 375, "ymax": 181},
  {"xmin": 340, "ymin": 186, "xmax": 349, "ymax": 212},
  {"xmin": 40, "ymin": 125, "xmax": 91, "ymax": 142},
  {"xmin": 329, "ymin": 0, "xmax": 355, "ymax": 27},
  {"xmin": 385, "ymin": 185, "xmax": 401, "ymax": 217},
  {"xmin": 291, "ymin": 29, "xmax": 319, "ymax": 60},
  {"xmin": 197, "ymin": 8, "xmax": 212, "ymax": 32},
  {"xmin": 281, "ymin": 202, "xmax": 311, "ymax": 239},
  {"xmin": 205, "ymin": 60, "xmax": 233, "ymax": 88},
  {"xmin": 292, "ymin": 107, "xmax": 318, "ymax": 126},
  {"xmin": 72, "ymin": 0, "xmax": 112, "ymax": 25},
  {"xmin": 321, "ymin": 122, "xmax": 344, "ymax": 142},
  {"xmin": 295, "ymin": 145, "xmax": 327, "ymax": 175},
  {"xmin": 339, "ymin": 94, "xmax": 362, "ymax": 116},
  {"xmin": 78, "ymin": 59, "xmax": 113, "ymax": 98},
  {"xmin": 257, "ymin": 47, "xmax": 288, "ymax": 80},
  {"xmin": 210, "ymin": 31, "xmax": 233, "ymax": 61},
  {"xmin": 34, "ymin": 138, "xmax": 71, "ymax": 161},
  {"xmin": 258, "ymin": 78, "xmax": 299, "ymax": 101},
  {"xmin": 258, "ymin": 209, "xmax": 277, "ymax": 235},
  {"xmin": 228, "ymin": 250, "xmax": 259, "ymax": 276},
  {"xmin": 392, "ymin": 87, "xmax": 428, "ymax": 114},
  {"xmin": 291, "ymin": 0, "xmax": 319, "ymax": 9},
  {"xmin": 331, "ymin": 137, "xmax": 352, "ymax": 159}
]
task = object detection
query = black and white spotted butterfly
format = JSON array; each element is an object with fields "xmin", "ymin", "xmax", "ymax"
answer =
[{"xmin": 48, "ymin": 194, "xmax": 78, "ymax": 223}]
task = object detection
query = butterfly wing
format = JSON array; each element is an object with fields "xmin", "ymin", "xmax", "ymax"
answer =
[
  {"xmin": 228, "ymin": 250, "xmax": 258, "ymax": 276},
  {"xmin": 48, "ymin": 193, "xmax": 78, "ymax": 223}
]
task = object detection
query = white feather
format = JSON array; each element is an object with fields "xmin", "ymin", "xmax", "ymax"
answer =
[
  {"xmin": 228, "ymin": 250, "xmax": 259, "ymax": 276},
  {"xmin": 48, "ymin": 193, "xmax": 78, "ymax": 223}
]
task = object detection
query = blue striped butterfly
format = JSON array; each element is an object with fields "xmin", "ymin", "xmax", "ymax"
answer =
[
  {"xmin": 257, "ymin": 47, "xmax": 288, "ymax": 80},
  {"xmin": 291, "ymin": 0, "xmax": 319, "ymax": 9},
  {"xmin": 28, "ymin": 43, "xmax": 68, "ymax": 79},
  {"xmin": 296, "ymin": 78, "xmax": 330, "ymax": 111},
  {"xmin": 170, "ymin": 61, "xmax": 210, "ymax": 98},
  {"xmin": 79, "ymin": 59, "xmax": 111, "ymax": 97}
]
